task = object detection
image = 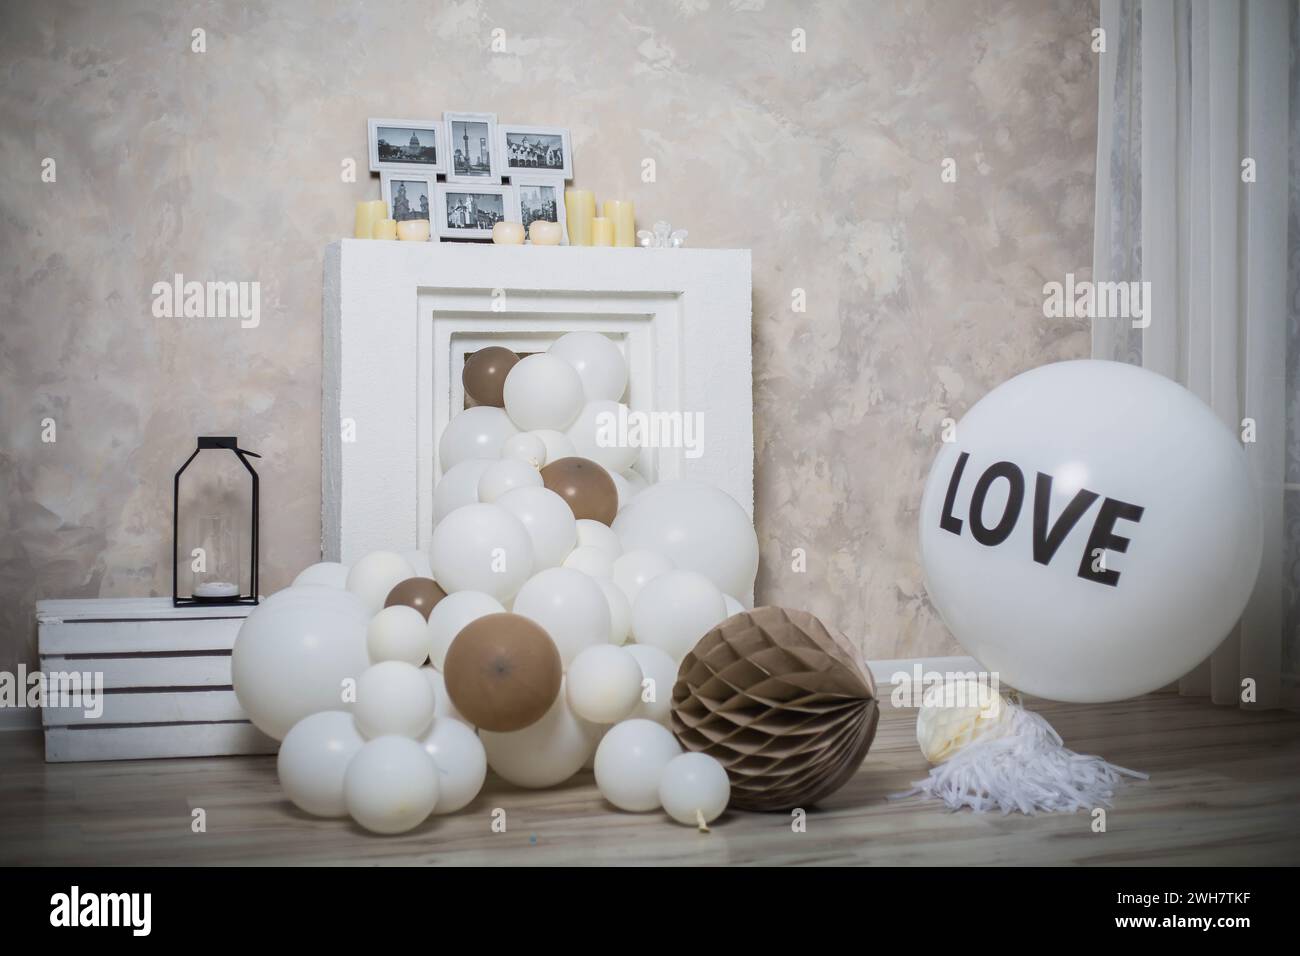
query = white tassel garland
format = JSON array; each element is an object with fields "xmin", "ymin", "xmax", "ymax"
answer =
[{"xmin": 891, "ymin": 704, "xmax": 1148, "ymax": 815}]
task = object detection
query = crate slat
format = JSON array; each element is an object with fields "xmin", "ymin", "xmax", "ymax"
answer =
[
  {"xmin": 38, "ymin": 654, "xmax": 233, "ymax": 690},
  {"xmin": 43, "ymin": 722, "xmax": 277, "ymax": 763},
  {"xmin": 39, "ymin": 618, "xmax": 244, "ymax": 655},
  {"xmin": 41, "ymin": 689, "xmax": 249, "ymax": 727},
  {"xmin": 36, "ymin": 596, "xmax": 258, "ymax": 623}
]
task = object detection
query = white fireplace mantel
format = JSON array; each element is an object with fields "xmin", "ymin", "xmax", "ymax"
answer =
[{"xmin": 322, "ymin": 240, "xmax": 753, "ymax": 563}]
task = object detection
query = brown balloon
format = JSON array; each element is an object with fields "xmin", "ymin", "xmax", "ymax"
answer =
[
  {"xmin": 443, "ymin": 613, "xmax": 562, "ymax": 732},
  {"xmin": 540, "ymin": 456, "xmax": 619, "ymax": 525},
  {"xmin": 384, "ymin": 577, "xmax": 447, "ymax": 621},
  {"xmin": 462, "ymin": 346, "xmax": 520, "ymax": 407}
]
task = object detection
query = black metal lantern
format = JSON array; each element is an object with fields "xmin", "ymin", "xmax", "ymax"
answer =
[{"xmin": 173, "ymin": 436, "xmax": 260, "ymax": 606}]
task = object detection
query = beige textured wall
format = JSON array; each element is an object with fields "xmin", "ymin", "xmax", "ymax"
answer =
[{"xmin": 0, "ymin": 0, "xmax": 1097, "ymax": 669}]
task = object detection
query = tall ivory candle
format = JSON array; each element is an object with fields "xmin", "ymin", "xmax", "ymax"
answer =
[
  {"xmin": 591, "ymin": 217, "xmax": 614, "ymax": 247},
  {"xmin": 354, "ymin": 199, "xmax": 387, "ymax": 239},
  {"xmin": 565, "ymin": 189, "xmax": 595, "ymax": 246},
  {"xmin": 604, "ymin": 199, "xmax": 635, "ymax": 247}
]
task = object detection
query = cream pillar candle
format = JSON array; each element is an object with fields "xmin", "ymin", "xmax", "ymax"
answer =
[
  {"xmin": 492, "ymin": 222, "xmax": 525, "ymax": 244},
  {"xmin": 591, "ymin": 217, "xmax": 614, "ymax": 247},
  {"xmin": 372, "ymin": 218, "xmax": 398, "ymax": 240},
  {"xmin": 564, "ymin": 189, "xmax": 595, "ymax": 246},
  {"xmin": 529, "ymin": 220, "xmax": 562, "ymax": 245},
  {"xmin": 396, "ymin": 219, "xmax": 430, "ymax": 241},
  {"xmin": 354, "ymin": 199, "xmax": 387, "ymax": 239},
  {"xmin": 603, "ymin": 199, "xmax": 635, "ymax": 247}
]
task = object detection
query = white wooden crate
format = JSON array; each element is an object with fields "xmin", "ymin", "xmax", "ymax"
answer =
[{"xmin": 35, "ymin": 598, "xmax": 276, "ymax": 763}]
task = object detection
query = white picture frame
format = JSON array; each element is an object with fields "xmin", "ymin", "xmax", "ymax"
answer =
[
  {"xmin": 498, "ymin": 124, "xmax": 572, "ymax": 180},
  {"xmin": 435, "ymin": 183, "xmax": 516, "ymax": 240},
  {"xmin": 512, "ymin": 175, "xmax": 568, "ymax": 244},
  {"xmin": 380, "ymin": 172, "xmax": 436, "ymax": 238},
  {"xmin": 368, "ymin": 118, "xmax": 446, "ymax": 175},
  {"xmin": 444, "ymin": 111, "xmax": 501, "ymax": 184}
]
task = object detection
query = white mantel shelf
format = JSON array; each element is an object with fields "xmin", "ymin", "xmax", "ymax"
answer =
[{"xmin": 322, "ymin": 239, "xmax": 754, "ymax": 563}]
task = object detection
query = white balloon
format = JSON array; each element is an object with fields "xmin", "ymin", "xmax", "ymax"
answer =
[
  {"xmin": 425, "ymin": 590, "xmax": 506, "ymax": 669},
  {"xmin": 622, "ymin": 468, "xmax": 649, "ymax": 497},
  {"xmin": 566, "ymin": 645, "xmax": 643, "ymax": 724},
  {"xmin": 421, "ymin": 665, "xmax": 475, "ymax": 726},
  {"xmin": 344, "ymin": 736, "xmax": 439, "ymax": 834},
  {"xmin": 419, "ymin": 718, "xmax": 487, "ymax": 814},
  {"xmin": 631, "ymin": 570, "xmax": 727, "ymax": 661},
  {"xmin": 403, "ymin": 550, "xmax": 434, "ymax": 579},
  {"xmin": 594, "ymin": 718, "xmax": 682, "ymax": 812},
  {"xmin": 723, "ymin": 593, "xmax": 746, "ymax": 617},
  {"xmin": 293, "ymin": 562, "xmax": 349, "ymax": 589},
  {"xmin": 477, "ymin": 457, "xmax": 542, "ymax": 503},
  {"xmin": 549, "ymin": 330, "xmax": 628, "ymax": 401},
  {"xmin": 563, "ymin": 544, "xmax": 614, "ymax": 579},
  {"xmin": 659, "ymin": 752, "xmax": 730, "ymax": 826},
  {"xmin": 576, "ymin": 519, "xmax": 622, "ymax": 561},
  {"xmin": 613, "ymin": 481, "xmax": 759, "ymax": 600},
  {"xmin": 566, "ymin": 400, "xmax": 638, "ymax": 474},
  {"xmin": 346, "ymin": 551, "xmax": 416, "ymax": 614},
  {"xmin": 433, "ymin": 458, "xmax": 495, "ymax": 526},
  {"xmin": 232, "ymin": 587, "xmax": 371, "ymax": 740},
  {"xmin": 277, "ymin": 711, "xmax": 366, "ymax": 817},
  {"xmin": 367, "ymin": 605, "xmax": 430, "ymax": 666},
  {"xmin": 626, "ymin": 644, "xmax": 677, "ymax": 725},
  {"xmin": 502, "ymin": 354, "xmax": 585, "ymax": 431},
  {"xmin": 612, "ymin": 549, "xmax": 674, "ymax": 606},
  {"xmin": 530, "ymin": 429, "xmax": 576, "ymax": 464},
  {"xmin": 480, "ymin": 680, "xmax": 595, "ymax": 788},
  {"xmin": 501, "ymin": 431, "xmax": 548, "ymax": 467},
  {"xmin": 439, "ymin": 406, "xmax": 518, "ymax": 472},
  {"xmin": 512, "ymin": 567, "xmax": 611, "ymax": 666},
  {"xmin": 495, "ymin": 485, "xmax": 577, "ymax": 570},
  {"xmin": 607, "ymin": 468, "xmax": 633, "ymax": 512},
  {"xmin": 354, "ymin": 660, "xmax": 436, "ymax": 739},
  {"xmin": 429, "ymin": 502, "xmax": 534, "ymax": 601},
  {"xmin": 597, "ymin": 577, "xmax": 632, "ymax": 645},
  {"xmin": 919, "ymin": 359, "xmax": 1262, "ymax": 703}
]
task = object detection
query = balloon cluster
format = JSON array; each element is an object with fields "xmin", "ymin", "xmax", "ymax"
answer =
[{"xmin": 233, "ymin": 331, "xmax": 759, "ymax": 833}]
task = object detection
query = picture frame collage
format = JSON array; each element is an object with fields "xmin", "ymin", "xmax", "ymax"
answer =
[{"xmin": 368, "ymin": 114, "xmax": 572, "ymax": 243}]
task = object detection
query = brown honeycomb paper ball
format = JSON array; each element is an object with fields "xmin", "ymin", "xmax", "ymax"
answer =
[{"xmin": 670, "ymin": 606, "xmax": 879, "ymax": 812}]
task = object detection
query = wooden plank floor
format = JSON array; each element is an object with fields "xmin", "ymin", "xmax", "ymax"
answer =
[{"xmin": 2, "ymin": 692, "xmax": 1297, "ymax": 866}]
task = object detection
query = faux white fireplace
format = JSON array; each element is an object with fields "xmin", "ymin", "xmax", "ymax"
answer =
[{"xmin": 322, "ymin": 240, "xmax": 753, "ymax": 563}]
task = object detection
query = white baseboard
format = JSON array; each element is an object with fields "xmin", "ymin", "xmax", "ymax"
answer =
[{"xmin": 0, "ymin": 708, "xmax": 41, "ymax": 732}]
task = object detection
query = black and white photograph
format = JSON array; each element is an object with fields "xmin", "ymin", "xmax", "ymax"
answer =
[
  {"xmin": 512, "ymin": 174, "xmax": 568, "ymax": 244},
  {"xmin": 380, "ymin": 173, "xmax": 433, "ymax": 223},
  {"xmin": 444, "ymin": 111, "xmax": 500, "ymax": 183},
  {"xmin": 435, "ymin": 183, "xmax": 516, "ymax": 240},
  {"xmin": 367, "ymin": 117, "xmax": 445, "ymax": 174},
  {"xmin": 499, "ymin": 124, "xmax": 572, "ymax": 179}
]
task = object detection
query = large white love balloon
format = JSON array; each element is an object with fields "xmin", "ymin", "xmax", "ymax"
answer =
[
  {"xmin": 549, "ymin": 330, "xmax": 628, "ymax": 401},
  {"xmin": 438, "ymin": 406, "xmax": 518, "ymax": 472},
  {"xmin": 232, "ymin": 586, "xmax": 371, "ymax": 740},
  {"xmin": 429, "ymin": 502, "xmax": 534, "ymax": 602},
  {"xmin": 613, "ymin": 481, "xmax": 759, "ymax": 600},
  {"xmin": 919, "ymin": 360, "xmax": 1261, "ymax": 703},
  {"xmin": 502, "ymin": 354, "xmax": 585, "ymax": 431}
]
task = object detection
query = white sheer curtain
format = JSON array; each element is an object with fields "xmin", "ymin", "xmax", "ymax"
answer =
[{"xmin": 1093, "ymin": 0, "xmax": 1296, "ymax": 709}]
